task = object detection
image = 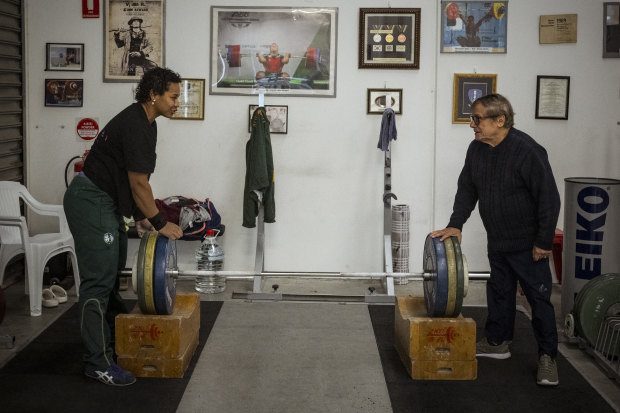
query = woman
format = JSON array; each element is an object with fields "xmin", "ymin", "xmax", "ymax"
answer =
[{"xmin": 63, "ymin": 67, "xmax": 183, "ymax": 386}]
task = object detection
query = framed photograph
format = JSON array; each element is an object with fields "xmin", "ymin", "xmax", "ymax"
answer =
[
  {"xmin": 358, "ymin": 8, "xmax": 421, "ymax": 69},
  {"xmin": 45, "ymin": 43, "xmax": 84, "ymax": 71},
  {"xmin": 452, "ymin": 73, "xmax": 497, "ymax": 123},
  {"xmin": 248, "ymin": 105, "xmax": 288, "ymax": 134},
  {"xmin": 103, "ymin": 0, "xmax": 165, "ymax": 82},
  {"xmin": 171, "ymin": 79, "xmax": 205, "ymax": 120},
  {"xmin": 367, "ymin": 88, "xmax": 403, "ymax": 114},
  {"xmin": 44, "ymin": 79, "xmax": 83, "ymax": 107},
  {"xmin": 535, "ymin": 75, "xmax": 570, "ymax": 120},
  {"xmin": 441, "ymin": 1, "xmax": 508, "ymax": 53},
  {"xmin": 210, "ymin": 6, "xmax": 338, "ymax": 97},
  {"xmin": 604, "ymin": 2, "xmax": 620, "ymax": 58}
]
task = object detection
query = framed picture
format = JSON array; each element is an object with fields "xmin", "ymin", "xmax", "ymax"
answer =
[
  {"xmin": 45, "ymin": 43, "xmax": 84, "ymax": 71},
  {"xmin": 44, "ymin": 79, "xmax": 83, "ymax": 107},
  {"xmin": 452, "ymin": 73, "xmax": 497, "ymax": 123},
  {"xmin": 367, "ymin": 88, "xmax": 403, "ymax": 114},
  {"xmin": 171, "ymin": 79, "xmax": 205, "ymax": 120},
  {"xmin": 248, "ymin": 105, "xmax": 288, "ymax": 134},
  {"xmin": 210, "ymin": 6, "xmax": 338, "ymax": 97},
  {"xmin": 103, "ymin": 0, "xmax": 165, "ymax": 82},
  {"xmin": 358, "ymin": 8, "xmax": 421, "ymax": 69},
  {"xmin": 535, "ymin": 75, "xmax": 570, "ymax": 120},
  {"xmin": 539, "ymin": 14, "xmax": 578, "ymax": 44},
  {"xmin": 440, "ymin": 1, "xmax": 508, "ymax": 53},
  {"xmin": 604, "ymin": 2, "xmax": 620, "ymax": 58}
]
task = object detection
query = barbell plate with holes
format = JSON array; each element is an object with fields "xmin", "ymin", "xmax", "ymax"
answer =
[
  {"xmin": 143, "ymin": 231, "xmax": 158, "ymax": 314},
  {"xmin": 136, "ymin": 233, "xmax": 149, "ymax": 313},
  {"xmin": 164, "ymin": 237, "xmax": 177, "ymax": 314},
  {"xmin": 574, "ymin": 273, "xmax": 620, "ymax": 352},
  {"xmin": 153, "ymin": 236, "xmax": 168, "ymax": 315},
  {"xmin": 443, "ymin": 236, "xmax": 457, "ymax": 317},
  {"xmin": 451, "ymin": 236, "xmax": 465, "ymax": 315},
  {"xmin": 462, "ymin": 253, "xmax": 469, "ymax": 297},
  {"xmin": 423, "ymin": 234, "xmax": 448, "ymax": 317}
]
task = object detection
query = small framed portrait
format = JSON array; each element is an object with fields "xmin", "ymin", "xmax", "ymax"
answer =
[
  {"xmin": 171, "ymin": 78, "xmax": 205, "ymax": 120},
  {"xmin": 359, "ymin": 8, "xmax": 421, "ymax": 69},
  {"xmin": 367, "ymin": 88, "xmax": 403, "ymax": 114},
  {"xmin": 604, "ymin": 2, "xmax": 620, "ymax": 58},
  {"xmin": 44, "ymin": 79, "xmax": 84, "ymax": 107},
  {"xmin": 441, "ymin": 1, "xmax": 508, "ymax": 53},
  {"xmin": 45, "ymin": 43, "xmax": 84, "ymax": 71},
  {"xmin": 535, "ymin": 75, "xmax": 570, "ymax": 120},
  {"xmin": 453, "ymin": 73, "xmax": 497, "ymax": 123},
  {"xmin": 248, "ymin": 105, "xmax": 288, "ymax": 134}
]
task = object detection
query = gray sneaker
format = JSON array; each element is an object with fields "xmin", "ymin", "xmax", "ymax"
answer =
[
  {"xmin": 537, "ymin": 354, "xmax": 559, "ymax": 386},
  {"xmin": 476, "ymin": 337, "xmax": 511, "ymax": 359}
]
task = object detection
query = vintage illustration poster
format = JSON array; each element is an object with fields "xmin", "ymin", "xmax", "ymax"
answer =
[{"xmin": 104, "ymin": 0, "xmax": 164, "ymax": 82}]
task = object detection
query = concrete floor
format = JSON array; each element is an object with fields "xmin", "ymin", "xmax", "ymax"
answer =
[{"xmin": 1, "ymin": 243, "xmax": 619, "ymax": 412}]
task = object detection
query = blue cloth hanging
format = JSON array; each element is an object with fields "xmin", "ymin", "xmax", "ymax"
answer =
[{"xmin": 377, "ymin": 108, "xmax": 397, "ymax": 151}]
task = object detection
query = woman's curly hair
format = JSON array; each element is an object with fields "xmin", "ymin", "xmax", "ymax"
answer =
[{"xmin": 134, "ymin": 67, "xmax": 181, "ymax": 103}]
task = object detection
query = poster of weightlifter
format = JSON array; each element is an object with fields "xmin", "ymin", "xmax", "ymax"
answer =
[
  {"xmin": 441, "ymin": 1, "xmax": 508, "ymax": 54},
  {"xmin": 104, "ymin": 0, "xmax": 164, "ymax": 82},
  {"xmin": 210, "ymin": 7, "xmax": 338, "ymax": 97}
]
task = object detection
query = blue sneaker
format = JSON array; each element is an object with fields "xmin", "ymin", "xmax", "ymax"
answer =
[{"xmin": 85, "ymin": 363, "xmax": 136, "ymax": 386}]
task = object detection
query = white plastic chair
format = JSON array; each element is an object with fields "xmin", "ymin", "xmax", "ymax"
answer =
[{"xmin": 0, "ymin": 181, "xmax": 80, "ymax": 316}]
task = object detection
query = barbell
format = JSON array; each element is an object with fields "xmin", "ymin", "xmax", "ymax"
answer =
[
  {"xmin": 124, "ymin": 232, "xmax": 469, "ymax": 318},
  {"xmin": 223, "ymin": 45, "xmax": 322, "ymax": 69}
]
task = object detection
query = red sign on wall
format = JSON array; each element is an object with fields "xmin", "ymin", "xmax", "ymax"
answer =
[
  {"xmin": 82, "ymin": 0, "xmax": 100, "ymax": 18},
  {"xmin": 76, "ymin": 118, "xmax": 99, "ymax": 140}
]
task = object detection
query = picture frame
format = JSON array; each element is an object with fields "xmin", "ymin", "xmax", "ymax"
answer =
[
  {"xmin": 440, "ymin": 1, "xmax": 508, "ymax": 54},
  {"xmin": 44, "ymin": 79, "xmax": 83, "ymax": 107},
  {"xmin": 248, "ymin": 105, "xmax": 288, "ymax": 134},
  {"xmin": 103, "ymin": 0, "xmax": 165, "ymax": 82},
  {"xmin": 210, "ymin": 6, "xmax": 338, "ymax": 97},
  {"xmin": 535, "ymin": 75, "xmax": 570, "ymax": 120},
  {"xmin": 45, "ymin": 43, "xmax": 84, "ymax": 71},
  {"xmin": 171, "ymin": 78, "xmax": 205, "ymax": 121},
  {"xmin": 603, "ymin": 2, "xmax": 620, "ymax": 58},
  {"xmin": 367, "ymin": 88, "xmax": 403, "ymax": 114},
  {"xmin": 452, "ymin": 73, "xmax": 497, "ymax": 123},
  {"xmin": 358, "ymin": 8, "xmax": 421, "ymax": 69}
]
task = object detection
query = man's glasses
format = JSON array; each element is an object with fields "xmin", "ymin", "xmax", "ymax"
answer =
[{"xmin": 469, "ymin": 115, "xmax": 495, "ymax": 125}]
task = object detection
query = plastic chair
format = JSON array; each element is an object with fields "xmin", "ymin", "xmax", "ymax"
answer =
[{"xmin": 0, "ymin": 181, "xmax": 79, "ymax": 316}]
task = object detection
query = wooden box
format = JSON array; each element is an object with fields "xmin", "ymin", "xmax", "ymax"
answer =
[
  {"xmin": 115, "ymin": 293, "xmax": 200, "ymax": 359},
  {"xmin": 394, "ymin": 295, "xmax": 477, "ymax": 380}
]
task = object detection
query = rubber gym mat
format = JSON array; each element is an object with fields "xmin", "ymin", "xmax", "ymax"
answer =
[
  {"xmin": 368, "ymin": 305, "xmax": 616, "ymax": 413},
  {"xmin": 0, "ymin": 300, "xmax": 222, "ymax": 413}
]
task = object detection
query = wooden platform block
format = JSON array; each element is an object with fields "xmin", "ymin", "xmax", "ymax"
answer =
[
  {"xmin": 117, "ymin": 330, "xmax": 199, "ymax": 378},
  {"xmin": 115, "ymin": 293, "xmax": 200, "ymax": 359},
  {"xmin": 395, "ymin": 295, "xmax": 477, "ymax": 380}
]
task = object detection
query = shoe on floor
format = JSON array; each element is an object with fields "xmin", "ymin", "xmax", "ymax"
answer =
[
  {"xmin": 537, "ymin": 354, "xmax": 559, "ymax": 386},
  {"xmin": 85, "ymin": 363, "xmax": 136, "ymax": 386},
  {"xmin": 50, "ymin": 284, "xmax": 68, "ymax": 303},
  {"xmin": 476, "ymin": 337, "xmax": 511, "ymax": 359},
  {"xmin": 42, "ymin": 288, "xmax": 58, "ymax": 308}
]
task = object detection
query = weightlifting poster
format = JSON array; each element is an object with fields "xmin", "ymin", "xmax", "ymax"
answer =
[
  {"xmin": 441, "ymin": 1, "xmax": 508, "ymax": 53},
  {"xmin": 210, "ymin": 7, "xmax": 337, "ymax": 97}
]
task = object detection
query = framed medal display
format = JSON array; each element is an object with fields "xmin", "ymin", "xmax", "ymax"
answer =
[{"xmin": 359, "ymin": 8, "xmax": 421, "ymax": 69}]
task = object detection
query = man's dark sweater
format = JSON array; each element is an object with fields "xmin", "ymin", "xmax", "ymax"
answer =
[{"xmin": 447, "ymin": 127, "xmax": 560, "ymax": 252}]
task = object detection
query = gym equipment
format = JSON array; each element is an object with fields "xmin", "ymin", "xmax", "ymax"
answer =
[
  {"xmin": 223, "ymin": 45, "xmax": 323, "ymax": 69},
  {"xmin": 125, "ymin": 231, "xmax": 469, "ymax": 317}
]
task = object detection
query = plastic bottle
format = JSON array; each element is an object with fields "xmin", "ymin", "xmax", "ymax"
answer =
[{"xmin": 194, "ymin": 229, "xmax": 225, "ymax": 293}]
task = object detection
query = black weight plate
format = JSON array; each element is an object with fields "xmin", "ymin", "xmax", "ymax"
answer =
[
  {"xmin": 136, "ymin": 232, "xmax": 150, "ymax": 313},
  {"xmin": 153, "ymin": 236, "xmax": 168, "ymax": 315},
  {"xmin": 423, "ymin": 234, "xmax": 449, "ymax": 317},
  {"xmin": 575, "ymin": 273, "xmax": 620, "ymax": 350},
  {"xmin": 451, "ymin": 236, "xmax": 465, "ymax": 316}
]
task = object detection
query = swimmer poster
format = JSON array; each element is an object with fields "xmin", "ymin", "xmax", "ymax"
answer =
[
  {"xmin": 210, "ymin": 6, "xmax": 338, "ymax": 97},
  {"xmin": 359, "ymin": 8, "xmax": 421, "ymax": 69},
  {"xmin": 441, "ymin": 1, "xmax": 508, "ymax": 53}
]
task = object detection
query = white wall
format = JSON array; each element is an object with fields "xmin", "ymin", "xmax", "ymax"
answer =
[{"xmin": 24, "ymin": 0, "xmax": 620, "ymax": 273}]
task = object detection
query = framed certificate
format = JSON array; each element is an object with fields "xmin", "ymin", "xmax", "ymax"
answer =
[
  {"xmin": 171, "ymin": 78, "xmax": 205, "ymax": 120},
  {"xmin": 535, "ymin": 75, "xmax": 570, "ymax": 120}
]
